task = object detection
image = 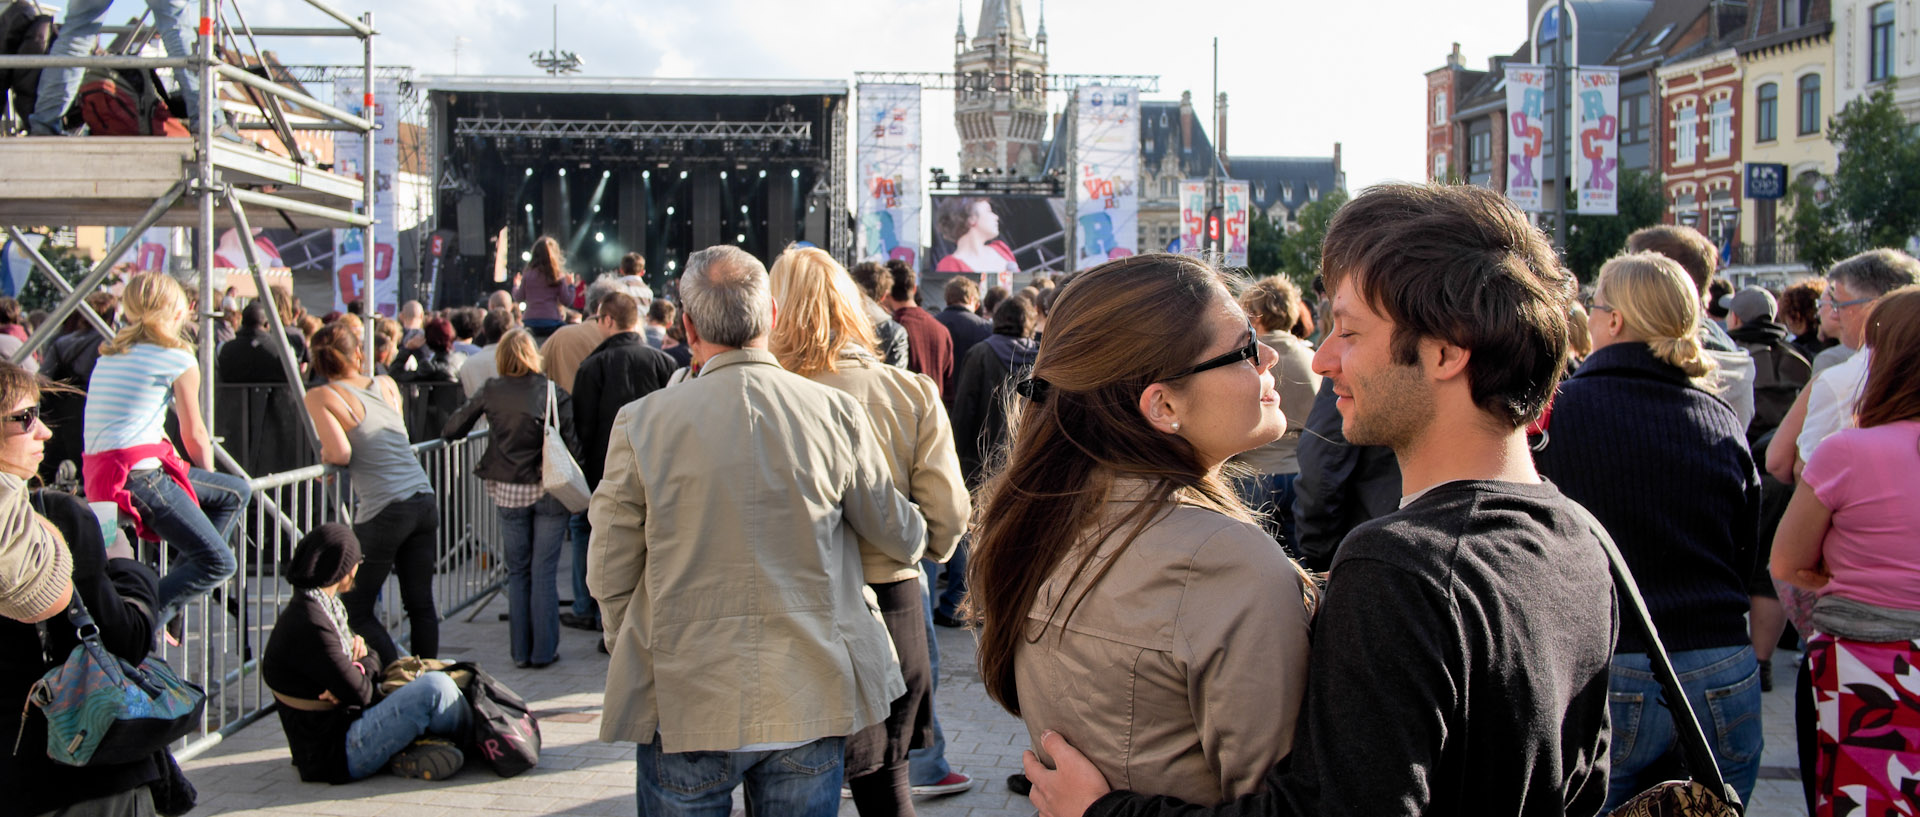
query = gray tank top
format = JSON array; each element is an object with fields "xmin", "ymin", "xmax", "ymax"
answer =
[{"xmin": 331, "ymin": 380, "xmax": 433, "ymax": 521}]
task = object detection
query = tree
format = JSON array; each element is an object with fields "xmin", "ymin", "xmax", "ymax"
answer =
[
  {"xmin": 1273, "ymin": 189, "xmax": 1349, "ymax": 290},
  {"xmin": 1246, "ymin": 209, "xmax": 1287, "ymax": 280},
  {"xmin": 1563, "ymin": 169, "xmax": 1667, "ymax": 283},
  {"xmin": 1786, "ymin": 83, "xmax": 1920, "ymax": 266}
]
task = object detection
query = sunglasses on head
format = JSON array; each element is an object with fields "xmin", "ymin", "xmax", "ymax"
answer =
[{"xmin": 1165, "ymin": 322, "xmax": 1259, "ymax": 380}]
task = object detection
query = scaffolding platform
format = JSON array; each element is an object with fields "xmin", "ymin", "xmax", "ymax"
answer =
[{"xmin": 0, "ymin": 136, "xmax": 364, "ymax": 230}]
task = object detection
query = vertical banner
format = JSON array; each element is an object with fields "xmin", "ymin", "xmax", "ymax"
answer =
[
  {"xmin": 1505, "ymin": 64, "xmax": 1547, "ymax": 212},
  {"xmin": 1223, "ymin": 180, "xmax": 1250, "ymax": 268},
  {"xmin": 1072, "ymin": 85, "xmax": 1139, "ymax": 270},
  {"xmin": 333, "ymin": 77, "xmax": 399, "ymax": 315},
  {"xmin": 856, "ymin": 84, "xmax": 921, "ymax": 269},
  {"xmin": 1576, "ymin": 67, "xmax": 1620, "ymax": 216},
  {"xmin": 1178, "ymin": 181, "xmax": 1205, "ymax": 256}
]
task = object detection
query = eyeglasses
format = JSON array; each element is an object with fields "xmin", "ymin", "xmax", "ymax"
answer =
[
  {"xmin": 1165, "ymin": 322, "xmax": 1260, "ymax": 380},
  {"xmin": 1584, "ymin": 294, "xmax": 1615, "ymax": 313},
  {"xmin": 1820, "ymin": 295, "xmax": 1873, "ymax": 312},
  {"xmin": 3, "ymin": 405, "xmax": 41, "ymax": 433}
]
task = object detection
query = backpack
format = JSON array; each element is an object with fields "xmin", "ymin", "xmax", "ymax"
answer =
[
  {"xmin": 76, "ymin": 67, "xmax": 188, "ymax": 137},
  {"xmin": 1736, "ymin": 336, "xmax": 1812, "ymax": 445},
  {"xmin": 0, "ymin": 0, "xmax": 56, "ymax": 124},
  {"xmin": 445, "ymin": 662, "xmax": 541, "ymax": 777}
]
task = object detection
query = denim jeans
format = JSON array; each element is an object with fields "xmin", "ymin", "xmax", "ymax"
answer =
[
  {"xmin": 128, "ymin": 466, "xmax": 249, "ymax": 631},
  {"xmin": 634, "ymin": 735, "xmax": 844, "ymax": 817},
  {"xmin": 496, "ymin": 495, "xmax": 569, "ymax": 665},
  {"xmin": 1604, "ymin": 644, "xmax": 1764, "ymax": 811},
  {"xmin": 29, "ymin": 0, "xmax": 211, "ymax": 133},
  {"xmin": 343, "ymin": 671, "xmax": 470, "ymax": 780},
  {"xmin": 1231, "ymin": 472, "xmax": 1300, "ymax": 555},
  {"xmin": 568, "ymin": 511, "xmax": 597, "ymax": 622},
  {"xmin": 908, "ymin": 572, "xmax": 952, "ymax": 786},
  {"xmin": 344, "ymin": 491, "xmax": 440, "ymax": 668},
  {"xmin": 923, "ymin": 540, "xmax": 967, "ymax": 620}
]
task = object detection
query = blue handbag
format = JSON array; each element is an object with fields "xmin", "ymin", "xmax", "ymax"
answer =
[{"xmin": 17, "ymin": 594, "xmax": 206, "ymax": 766}]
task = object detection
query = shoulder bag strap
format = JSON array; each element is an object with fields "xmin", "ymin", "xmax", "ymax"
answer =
[
  {"xmin": 1569, "ymin": 502, "xmax": 1741, "ymax": 810},
  {"xmin": 544, "ymin": 379, "xmax": 557, "ymax": 433}
]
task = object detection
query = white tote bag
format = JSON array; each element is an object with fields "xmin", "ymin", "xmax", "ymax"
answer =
[{"xmin": 541, "ymin": 380, "xmax": 592, "ymax": 512}]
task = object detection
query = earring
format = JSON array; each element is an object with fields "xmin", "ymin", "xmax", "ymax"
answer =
[{"xmin": 1171, "ymin": 422, "xmax": 1181, "ymax": 432}]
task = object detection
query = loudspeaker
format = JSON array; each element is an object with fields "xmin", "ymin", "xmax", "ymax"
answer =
[{"xmin": 457, "ymin": 194, "xmax": 485, "ymax": 257}]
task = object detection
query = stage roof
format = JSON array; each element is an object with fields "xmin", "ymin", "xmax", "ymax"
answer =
[{"xmin": 419, "ymin": 75, "xmax": 848, "ymax": 97}]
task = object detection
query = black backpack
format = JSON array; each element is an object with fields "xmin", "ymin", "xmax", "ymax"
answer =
[
  {"xmin": 0, "ymin": 0, "xmax": 57, "ymax": 124},
  {"xmin": 1737, "ymin": 336, "xmax": 1812, "ymax": 445},
  {"xmin": 446, "ymin": 662, "xmax": 542, "ymax": 777}
]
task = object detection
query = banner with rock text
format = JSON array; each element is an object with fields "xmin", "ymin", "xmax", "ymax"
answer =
[
  {"xmin": 1224, "ymin": 180, "xmax": 1250, "ymax": 268},
  {"xmin": 1072, "ymin": 85, "xmax": 1139, "ymax": 270},
  {"xmin": 1504, "ymin": 64, "xmax": 1547, "ymax": 213},
  {"xmin": 856, "ymin": 84, "xmax": 921, "ymax": 269},
  {"xmin": 1177, "ymin": 181, "xmax": 1205, "ymax": 255},
  {"xmin": 1576, "ymin": 67, "xmax": 1620, "ymax": 216},
  {"xmin": 332, "ymin": 77, "xmax": 399, "ymax": 315}
]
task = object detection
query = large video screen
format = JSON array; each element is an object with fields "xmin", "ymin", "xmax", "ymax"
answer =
[{"xmin": 926, "ymin": 195, "xmax": 1067, "ymax": 281}]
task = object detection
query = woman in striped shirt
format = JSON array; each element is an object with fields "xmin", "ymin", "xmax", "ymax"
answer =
[{"xmin": 82, "ymin": 273, "xmax": 251, "ymax": 636}]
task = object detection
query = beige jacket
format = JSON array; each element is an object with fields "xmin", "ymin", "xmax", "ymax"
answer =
[
  {"xmin": 808, "ymin": 350, "xmax": 970, "ymax": 584},
  {"xmin": 1017, "ymin": 483, "xmax": 1310, "ymax": 805},
  {"xmin": 586, "ymin": 348, "xmax": 927, "ymax": 752},
  {"xmin": 1230, "ymin": 332, "xmax": 1321, "ymax": 476}
]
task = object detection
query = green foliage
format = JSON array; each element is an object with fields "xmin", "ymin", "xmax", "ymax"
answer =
[
  {"xmin": 8, "ymin": 235, "xmax": 87, "ymax": 314},
  {"xmin": 1563, "ymin": 169, "xmax": 1667, "ymax": 283},
  {"xmin": 1246, "ymin": 209, "xmax": 1286, "ymax": 280},
  {"xmin": 1272, "ymin": 189, "xmax": 1349, "ymax": 290},
  {"xmin": 1787, "ymin": 83, "xmax": 1920, "ymax": 266}
]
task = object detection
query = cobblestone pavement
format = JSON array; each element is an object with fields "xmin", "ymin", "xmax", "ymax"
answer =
[{"xmin": 183, "ymin": 593, "xmax": 1810, "ymax": 817}]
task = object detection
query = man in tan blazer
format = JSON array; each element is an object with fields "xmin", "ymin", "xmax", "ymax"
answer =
[{"xmin": 587, "ymin": 245, "xmax": 927, "ymax": 817}]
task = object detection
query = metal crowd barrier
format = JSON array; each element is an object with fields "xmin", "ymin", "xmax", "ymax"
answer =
[{"xmin": 160, "ymin": 430, "xmax": 503, "ymax": 762}]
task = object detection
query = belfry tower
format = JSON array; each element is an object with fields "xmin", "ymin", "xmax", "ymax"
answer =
[{"xmin": 953, "ymin": 0, "xmax": 1049, "ymax": 177}]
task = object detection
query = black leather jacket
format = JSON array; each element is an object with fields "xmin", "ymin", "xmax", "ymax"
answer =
[{"xmin": 442, "ymin": 373, "xmax": 579, "ymax": 484}]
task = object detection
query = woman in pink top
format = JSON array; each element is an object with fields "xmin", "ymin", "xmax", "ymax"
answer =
[
  {"xmin": 512, "ymin": 236, "xmax": 577, "ymax": 341},
  {"xmin": 1772, "ymin": 283, "xmax": 1920, "ymax": 817}
]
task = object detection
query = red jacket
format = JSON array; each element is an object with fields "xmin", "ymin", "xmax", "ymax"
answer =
[{"xmin": 892, "ymin": 306, "xmax": 953, "ymax": 399}]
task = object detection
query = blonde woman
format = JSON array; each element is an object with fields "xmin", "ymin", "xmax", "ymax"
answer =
[
  {"xmin": 767, "ymin": 246, "xmax": 970, "ymax": 815},
  {"xmin": 1534, "ymin": 252, "xmax": 1763, "ymax": 810},
  {"xmin": 442, "ymin": 329, "xmax": 577, "ymax": 668},
  {"xmin": 1227, "ymin": 277, "xmax": 1320, "ymax": 550},
  {"xmin": 82, "ymin": 273, "xmax": 251, "ymax": 635}
]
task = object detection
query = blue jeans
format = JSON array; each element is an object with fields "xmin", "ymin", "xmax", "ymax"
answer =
[
  {"xmin": 343, "ymin": 671, "xmax": 470, "ymax": 779},
  {"xmin": 1604, "ymin": 644, "xmax": 1764, "ymax": 812},
  {"xmin": 496, "ymin": 495, "xmax": 569, "ymax": 665},
  {"xmin": 29, "ymin": 0, "xmax": 212, "ymax": 133},
  {"xmin": 908, "ymin": 572, "xmax": 952, "ymax": 786},
  {"xmin": 634, "ymin": 735, "xmax": 844, "ymax": 817},
  {"xmin": 568, "ymin": 511, "xmax": 597, "ymax": 622},
  {"xmin": 924, "ymin": 542, "xmax": 967, "ymax": 620},
  {"xmin": 128, "ymin": 466, "xmax": 249, "ymax": 631},
  {"xmin": 1231, "ymin": 472, "xmax": 1299, "ymax": 554}
]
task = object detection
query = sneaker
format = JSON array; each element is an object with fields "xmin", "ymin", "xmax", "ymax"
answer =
[
  {"xmin": 931, "ymin": 611, "xmax": 966, "ymax": 629},
  {"xmin": 389, "ymin": 737, "xmax": 463, "ymax": 781},
  {"xmin": 841, "ymin": 786, "xmax": 853, "ymax": 799},
  {"xmin": 912, "ymin": 772, "xmax": 975, "ymax": 797},
  {"xmin": 559, "ymin": 612, "xmax": 600, "ymax": 631}
]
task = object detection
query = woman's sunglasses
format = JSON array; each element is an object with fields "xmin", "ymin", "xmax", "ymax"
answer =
[
  {"xmin": 4, "ymin": 405, "xmax": 41, "ymax": 433},
  {"xmin": 1165, "ymin": 322, "xmax": 1259, "ymax": 380}
]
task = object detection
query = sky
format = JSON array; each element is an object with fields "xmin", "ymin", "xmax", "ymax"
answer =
[{"xmin": 238, "ymin": 0, "xmax": 1531, "ymax": 192}]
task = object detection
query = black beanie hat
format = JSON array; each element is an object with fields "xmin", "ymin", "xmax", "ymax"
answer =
[{"xmin": 287, "ymin": 523, "xmax": 362, "ymax": 589}]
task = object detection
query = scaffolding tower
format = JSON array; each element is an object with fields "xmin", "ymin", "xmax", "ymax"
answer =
[{"xmin": 0, "ymin": 0, "xmax": 381, "ymax": 467}]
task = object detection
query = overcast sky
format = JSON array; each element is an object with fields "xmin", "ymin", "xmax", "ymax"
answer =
[{"xmin": 241, "ymin": 0, "xmax": 1528, "ymax": 192}]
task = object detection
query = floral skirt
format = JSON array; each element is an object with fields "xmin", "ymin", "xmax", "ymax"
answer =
[{"xmin": 1807, "ymin": 633, "xmax": 1920, "ymax": 816}]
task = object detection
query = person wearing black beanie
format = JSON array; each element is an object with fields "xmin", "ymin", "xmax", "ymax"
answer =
[{"xmin": 262, "ymin": 523, "xmax": 470, "ymax": 783}]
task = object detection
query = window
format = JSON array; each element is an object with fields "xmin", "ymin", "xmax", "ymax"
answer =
[
  {"xmin": 1870, "ymin": 3, "xmax": 1895, "ymax": 82},
  {"xmin": 1676, "ymin": 100, "xmax": 1698, "ymax": 164},
  {"xmin": 1756, "ymin": 83, "xmax": 1778, "ymax": 142},
  {"xmin": 1782, "ymin": 0, "xmax": 1811, "ymax": 27},
  {"xmin": 1469, "ymin": 127, "xmax": 1493, "ymax": 175},
  {"xmin": 1709, "ymin": 98, "xmax": 1733, "ymax": 157},
  {"xmin": 1798, "ymin": 74, "xmax": 1821, "ymax": 135},
  {"xmin": 1434, "ymin": 90, "xmax": 1449, "ymax": 125},
  {"xmin": 1620, "ymin": 91, "xmax": 1652, "ymax": 145},
  {"xmin": 1649, "ymin": 24, "xmax": 1676, "ymax": 46},
  {"xmin": 1433, "ymin": 152, "xmax": 1450, "ymax": 180}
]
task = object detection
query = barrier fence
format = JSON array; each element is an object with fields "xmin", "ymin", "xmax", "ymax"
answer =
[{"xmin": 159, "ymin": 430, "xmax": 503, "ymax": 762}]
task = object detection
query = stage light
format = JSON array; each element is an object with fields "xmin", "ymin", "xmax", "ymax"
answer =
[
  {"xmin": 524, "ymin": 204, "xmax": 533, "ymax": 212},
  {"xmin": 791, "ymin": 169, "xmax": 800, "ymax": 179},
  {"xmin": 667, "ymin": 260, "xmax": 676, "ymax": 270},
  {"xmin": 740, "ymin": 205, "xmax": 748, "ymax": 214},
  {"xmin": 595, "ymin": 232, "xmax": 605, "ymax": 242},
  {"xmin": 603, "ymin": 170, "xmax": 611, "ymax": 178},
  {"xmin": 559, "ymin": 168, "xmax": 567, "ymax": 177},
  {"xmin": 524, "ymin": 168, "xmax": 533, "ymax": 176},
  {"xmin": 666, "ymin": 206, "xmax": 675, "ymax": 216},
  {"xmin": 719, "ymin": 171, "xmax": 728, "ymax": 180},
  {"xmin": 758, "ymin": 170, "xmax": 767, "ymax": 179},
  {"xmin": 643, "ymin": 170, "xmax": 651, "ymax": 180},
  {"xmin": 593, "ymin": 205, "xmax": 601, "ymax": 213},
  {"xmin": 736, "ymin": 234, "xmax": 746, "ymax": 243},
  {"xmin": 679, "ymin": 171, "xmax": 688, "ymax": 180},
  {"xmin": 522, "ymin": 251, "xmax": 532, "ymax": 261}
]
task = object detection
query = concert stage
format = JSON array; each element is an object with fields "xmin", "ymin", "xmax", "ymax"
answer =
[{"xmin": 423, "ymin": 75, "xmax": 849, "ymax": 305}]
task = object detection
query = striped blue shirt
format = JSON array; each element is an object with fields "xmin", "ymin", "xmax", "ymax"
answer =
[{"xmin": 84, "ymin": 344, "xmax": 196, "ymax": 459}]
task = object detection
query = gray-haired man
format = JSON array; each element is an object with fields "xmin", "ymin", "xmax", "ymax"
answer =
[{"xmin": 588, "ymin": 246, "xmax": 927, "ymax": 816}]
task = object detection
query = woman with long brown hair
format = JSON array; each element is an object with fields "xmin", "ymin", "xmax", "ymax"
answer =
[
  {"xmin": 968, "ymin": 254, "xmax": 1313, "ymax": 806},
  {"xmin": 513, "ymin": 236, "xmax": 577, "ymax": 340},
  {"xmin": 767, "ymin": 246, "xmax": 970, "ymax": 815},
  {"xmin": 1772, "ymin": 284, "xmax": 1920, "ymax": 817}
]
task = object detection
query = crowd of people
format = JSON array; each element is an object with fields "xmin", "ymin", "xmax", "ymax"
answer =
[{"xmin": 0, "ymin": 180, "xmax": 1916, "ymax": 817}]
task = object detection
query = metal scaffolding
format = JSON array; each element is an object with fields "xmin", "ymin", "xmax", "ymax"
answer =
[
  {"xmin": 0, "ymin": 0, "xmax": 379, "ymax": 466},
  {"xmin": 453, "ymin": 116, "xmax": 815, "ymax": 141},
  {"xmin": 854, "ymin": 70, "xmax": 1161, "ymax": 92}
]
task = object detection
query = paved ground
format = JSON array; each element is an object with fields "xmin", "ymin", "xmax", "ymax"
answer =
[{"xmin": 182, "ymin": 593, "xmax": 1811, "ymax": 817}]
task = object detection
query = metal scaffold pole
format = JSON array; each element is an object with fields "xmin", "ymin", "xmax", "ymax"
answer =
[
  {"xmin": 362, "ymin": 10, "xmax": 377, "ymax": 375},
  {"xmin": 197, "ymin": 0, "xmax": 219, "ymax": 440}
]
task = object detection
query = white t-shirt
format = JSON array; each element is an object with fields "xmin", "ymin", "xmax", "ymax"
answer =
[{"xmin": 1797, "ymin": 348, "xmax": 1871, "ymax": 464}]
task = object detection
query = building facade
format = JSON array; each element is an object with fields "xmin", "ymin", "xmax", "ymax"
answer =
[
  {"xmin": 1832, "ymin": 0, "xmax": 1919, "ymax": 119},
  {"xmin": 953, "ymin": 0, "xmax": 1050, "ymax": 176},
  {"xmin": 1735, "ymin": 0, "xmax": 1836, "ymax": 270},
  {"xmin": 1659, "ymin": 49, "xmax": 1745, "ymax": 245}
]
